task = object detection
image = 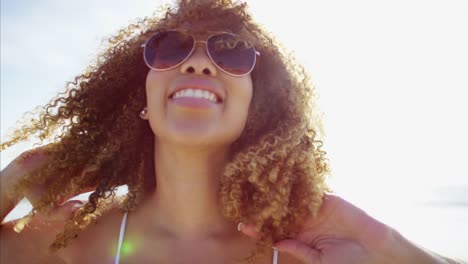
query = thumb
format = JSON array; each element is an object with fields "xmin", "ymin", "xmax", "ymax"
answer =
[
  {"xmin": 237, "ymin": 222, "xmax": 262, "ymax": 240},
  {"xmin": 274, "ymin": 239, "xmax": 320, "ymax": 264}
]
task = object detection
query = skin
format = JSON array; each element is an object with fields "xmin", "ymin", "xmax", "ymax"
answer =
[
  {"xmin": 0, "ymin": 27, "xmax": 297, "ymax": 263},
  {"xmin": 239, "ymin": 194, "xmax": 460, "ymax": 264},
  {"xmin": 140, "ymin": 28, "xmax": 254, "ymax": 239}
]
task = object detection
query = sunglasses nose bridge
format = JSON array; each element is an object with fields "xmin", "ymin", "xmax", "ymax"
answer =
[
  {"xmin": 192, "ymin": 40, "xmax": 208, "ymax": 54},
  {"xmin": 192, "ymin": 40, "xmax": 213, "ymax": 61},
  {"xmin": 179, "ymin": 40, "xmax": 217, "ymax": 76}
]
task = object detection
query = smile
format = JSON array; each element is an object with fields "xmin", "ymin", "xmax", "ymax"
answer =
[
  {"xmin": 169, "ymin": 88, "xmax": 223, "ymax": 109},
  {"xmin": 170, "ymin": 88, "xmax": 222, "ymax": 103}
]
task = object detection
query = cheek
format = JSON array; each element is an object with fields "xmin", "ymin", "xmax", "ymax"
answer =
[
  {"xmin": 145, "ymin": 71, "xmax": 169, "ymax": 131},
  {"xmin": 238, "ymin": 77, "xmax": 254, "ymax": 115},
  {"xmin": 226, "ymin": 78, "xmax": 253, "ymax": 133},
  {"xmin": 145, "ymin": 71, "xmax": 167, "ymax": 108}
]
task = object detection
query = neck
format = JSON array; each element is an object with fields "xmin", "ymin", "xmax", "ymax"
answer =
[{"xmin": 144, "ymin": 140, "xmax": 236, "ymax": 240}]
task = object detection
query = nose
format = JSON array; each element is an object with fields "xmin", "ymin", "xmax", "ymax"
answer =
[{"xmin": 179, "ymin": 42, "xmax": 217, "ymax": 77}]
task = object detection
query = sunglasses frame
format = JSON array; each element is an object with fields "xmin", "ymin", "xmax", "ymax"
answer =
[{"xmin": 141, "ymin": 30, "xmax": 260, "ymax": 76}]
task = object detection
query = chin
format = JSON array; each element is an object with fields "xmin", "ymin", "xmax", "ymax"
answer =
[
  {"xmin": 154, "ymin": 124, "xmax": 242, "ymax": 149},
  {"xmin": 148, "ymin": 110, "xmax": 247, "ymax": 149}
]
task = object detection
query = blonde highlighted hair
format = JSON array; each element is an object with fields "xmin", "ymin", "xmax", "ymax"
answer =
[{"xmin": 1, "ymin": 0, "xmax": 330, "ymax": 262}]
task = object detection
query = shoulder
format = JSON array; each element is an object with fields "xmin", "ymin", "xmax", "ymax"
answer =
[
  {"xmin": 1, "ymin": 196, "xmax": 126, "ymax": 264},
  {"xmin": 60, "ymin": 198, "xmax": 127, "ymax": 263},
  {"xmin": 0, "ymin": 216, "xmax": 68, "ymax": 263},
  {"xmin": 277, "ymin": 252, "xmax": 305, "ymax": 264}
]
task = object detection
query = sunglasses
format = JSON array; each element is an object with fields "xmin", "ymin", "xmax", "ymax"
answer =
[{"xmin": 141, "ymin": 30, "xmax": 260, "ymax": 76}]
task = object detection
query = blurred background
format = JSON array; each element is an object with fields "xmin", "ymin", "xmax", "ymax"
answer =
[{"xmin": 1, "ymin": 0, "xmax": 467, "ymax": 260}]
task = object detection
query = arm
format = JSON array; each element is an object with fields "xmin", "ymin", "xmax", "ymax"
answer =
[
  {"xmin": 1, "ymin": 147, "xmax": 49, "ymax": 222},
  {"xmin": 378, "ymin": 227, "xmax": 465, "ymax": 264},
  {"xmin": 238, "ymin": 194, "xmax": 467, "ymax": 264},
  {"xmin": 1, "ymin": 146, "xmax": 97, "ymax": 224}
]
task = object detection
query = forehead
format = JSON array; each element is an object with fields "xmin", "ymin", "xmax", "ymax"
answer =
[
  {"xmin": 174, "ymin": 23, "xmax": 232, "ymax": 36},
  {"xmin": 171, "ymin": 22, "xmax": 253, "ymax": 42},
  {"xmin": 173, "ymin": 27, "xmax": 232, "ymax": 38}
]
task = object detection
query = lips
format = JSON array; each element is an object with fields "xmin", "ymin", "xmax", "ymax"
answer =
[{"xmin": 168, "ymin": 79, "xmax": 225, "ymax": 103}]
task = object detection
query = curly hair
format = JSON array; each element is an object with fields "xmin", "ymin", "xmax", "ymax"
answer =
[{"xmin": 1, "ymin": 0, "xmax": 331, "ymax": 262}]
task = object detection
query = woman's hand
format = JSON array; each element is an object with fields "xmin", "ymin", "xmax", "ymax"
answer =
[
  {"xmin": 1, "ymin": 146, "xmax": 93, "ymax": 224},
  {"xmin": 239, "ymin": 194, "xmax": 454, "ymax": 264}
]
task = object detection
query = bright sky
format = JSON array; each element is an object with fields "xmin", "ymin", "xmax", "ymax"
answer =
[{"xmin": 1, "ymin": 0, "xmax": 467, "ymax": 259}]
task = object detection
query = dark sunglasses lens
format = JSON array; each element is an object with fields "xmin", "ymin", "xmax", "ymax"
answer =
[
  {"xmin": 144, "ymin": 31, "xmax": 194, "ymax": 69},
  {"xmin": 207, "ymin": 34, "xmax": 256, "ymax": 75}
]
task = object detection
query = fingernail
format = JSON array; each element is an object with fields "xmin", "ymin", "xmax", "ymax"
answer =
[
  {"xmin": 73, "ymin": 202, "xmax": 84, "ymax": 208},
  {"xmin": 237, "ymin": 222, "xmax": 244, "ymax": 232}
]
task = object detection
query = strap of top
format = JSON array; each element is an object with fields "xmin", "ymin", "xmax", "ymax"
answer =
[
  {"xmin": 114, "ymin": 211, "xmax": 128, "ymax": 264},
  {"xmin": 272, "ymin": 247, "xmax": 278, "ymax": 264},
  {"xmin": 113, "ymin": 211, "xmax": 278, "ymax": 264}
]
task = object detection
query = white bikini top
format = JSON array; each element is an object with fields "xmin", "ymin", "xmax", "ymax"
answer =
[{"xmin": 114, "ymin": 212, "xmax": 279, "ymax": 264}]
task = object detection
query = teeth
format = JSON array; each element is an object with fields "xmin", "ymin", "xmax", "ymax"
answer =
[{"xmin": 172, "ymin": 88, "xmax": 219, "ymax": 102}]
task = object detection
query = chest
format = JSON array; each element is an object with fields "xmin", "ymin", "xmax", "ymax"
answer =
[
  {"xmin": 65, "ymin": 236, "xmax": 275, "ymax": 264},
  {"xmin": 113, "ymin": 243, "xmax": 296, "ymax": 264},
  {"xmin": 58, "ymin": 211, "xmax": 302, "ymax": 264},
  {"xmin": 111, "ymin": 231, "xmax": 274, "ymax": 264},
  {"xmin": 63, "ymin": 229, "xmax": 286, "ymax": 264},
  {"xmin": 117, "ymin": 248, "xmax": 262, "ymax": 264}
]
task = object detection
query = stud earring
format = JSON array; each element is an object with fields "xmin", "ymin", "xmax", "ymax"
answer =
[{"xmin": 139, "ymin": 107, "xmax": 148, "ymax": 119}]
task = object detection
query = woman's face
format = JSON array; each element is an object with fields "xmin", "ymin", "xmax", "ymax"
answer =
[{"xmin": 144, "ymin": 30, "xmax": 253, "ymax": 148}]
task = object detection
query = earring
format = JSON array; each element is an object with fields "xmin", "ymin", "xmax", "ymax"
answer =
[{"xmin": 139, "ymin": 107, "xmax": 148, "ymax": 119}]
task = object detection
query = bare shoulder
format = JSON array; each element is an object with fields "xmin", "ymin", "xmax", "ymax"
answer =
[
  {"xmin": 0, "ymin": 196, "xmax": 125, "ymax": 264},
  {"xmin": 0, "ymin": 217, "xmax": 68, "ymax": 264},
  {"xmin": 278, "ymin": 252, "xmax": 305, "ymax": 264},
  {"xmin": 59, "ymin": 198, "xmax": 127, "ymax": 263}
]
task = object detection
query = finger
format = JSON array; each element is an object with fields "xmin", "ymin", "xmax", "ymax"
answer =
[
  {"xmin": 35, "ymin": 200, "xmax": 84, "ymax": 222},
  {"xmin": 274, "ymin": 239, "xmax": 320, "ymax": 264},
  {"xmin": 237, "ymin": 222, "xmax": 262, "ymax": 240}
]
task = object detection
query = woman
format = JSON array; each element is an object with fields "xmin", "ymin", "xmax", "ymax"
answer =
[{"xmin": 0, "ymin": 0, "xmax": 463, "ymax": 263}]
